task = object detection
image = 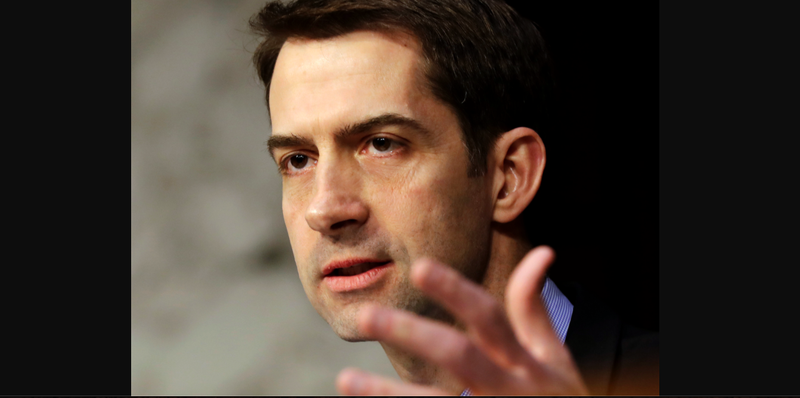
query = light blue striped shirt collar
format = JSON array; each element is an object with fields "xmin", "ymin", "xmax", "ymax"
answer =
[{"xmin": 461, "ymin": 277, "xmax": 572, "ymax": 396}]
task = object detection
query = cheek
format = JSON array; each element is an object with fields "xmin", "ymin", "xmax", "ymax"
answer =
[
  {"xmin": 282, "ymin": 183, "xmax": 314, "ymax": 263},
  {"xmin": 372, "ymin": 168, "xmax": 483, "ymax": 241},
  {"xmin": 370, "ymin": 165, "xmax": 433, "ymax": 213},
  {"xmin": 282, "ymin": 173, "xmax": 315, "ymax": 224}
]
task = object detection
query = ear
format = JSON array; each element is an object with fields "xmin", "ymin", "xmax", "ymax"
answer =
[{"xmin": 490, "ymin": 127, "xmax": 546, "ymax": 224}]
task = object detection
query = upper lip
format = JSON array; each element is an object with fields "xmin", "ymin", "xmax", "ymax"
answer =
[{"xmin": 321, "ymin": 257, "xmax": 391, "ymax": 277}]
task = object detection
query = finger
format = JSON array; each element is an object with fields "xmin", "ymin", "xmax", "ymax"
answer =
[
  {"xmin": 358, "ymin": 304, "xmax": 523, "ymax": 393},
  {"xmin": 336, "ymin": 368, "xmax": 448, "ymax": 396},
  {"xmin": 410, "ymin": 258, "xmax": 540, "ymax": 372},
  {"xmin": 505, "ymin": 246, "xmax": 567, "ymax": 363}
]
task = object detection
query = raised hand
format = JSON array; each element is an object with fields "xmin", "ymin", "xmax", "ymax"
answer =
[{"xmin": 335, "ymin": 246, "xmax": 589, "ymax": 395}]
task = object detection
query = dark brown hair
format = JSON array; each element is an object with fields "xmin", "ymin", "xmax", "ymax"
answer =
[{"xmin": 250, "ymin": 0, "xmax": 555, "ymax": 176}]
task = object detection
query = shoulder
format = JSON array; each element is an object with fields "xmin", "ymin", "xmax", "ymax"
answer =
[
  {"xmin": 557, "ymin": 281, "xmax": 659, "ymax": 395},
  {"xmin": 608, "ymin": 324, "xmax": 659, "ymax": 395}
]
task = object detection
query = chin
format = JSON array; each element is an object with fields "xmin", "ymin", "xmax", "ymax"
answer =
[
  {"xmin": 327, "ymin": 316, "xmax": 373, "ymax": 342},
  {"xmin": 339, "ymin": 335, "xmax": 373, "ymax": 343}
]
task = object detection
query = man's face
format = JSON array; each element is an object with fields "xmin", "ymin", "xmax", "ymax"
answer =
[{"xmin": 269, "ymin": 30, "xmax": 494, "ymax": 341}]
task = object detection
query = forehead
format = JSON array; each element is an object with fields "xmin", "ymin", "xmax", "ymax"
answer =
[{"xmin": 269, "ymin": 30, "xmax": 429, "ymax": 134}]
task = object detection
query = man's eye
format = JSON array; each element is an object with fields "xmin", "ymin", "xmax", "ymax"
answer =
[
  {"xmin": 370, "ymin": 137, "xmax": 394, "ymax": 153},
  {"xmin": 285, "ymin": 154, "xmax": 312, "ymax": 172}
]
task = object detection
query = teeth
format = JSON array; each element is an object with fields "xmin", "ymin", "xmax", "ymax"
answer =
[{"xmin": 339, "ymin": 263, "xmax": 377, "ymax": 276}]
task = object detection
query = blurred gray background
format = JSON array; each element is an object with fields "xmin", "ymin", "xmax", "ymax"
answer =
[{"xmin": 131, "ymin": 0, "xmax": 398, "ymax": 394}]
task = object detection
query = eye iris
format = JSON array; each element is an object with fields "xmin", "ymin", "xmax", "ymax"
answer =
[
  {"xmin": 289, "ymin": 154, "xmax": 308, "ymax": 169},
  {"xmin": 373, "ymin": 137, "xmax": 391, "ymax": 152}
]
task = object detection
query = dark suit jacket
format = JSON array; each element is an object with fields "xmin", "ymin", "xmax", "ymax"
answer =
[{"xmin": 560, "ymin": 282, "xmax": 660, "ymax": 395}]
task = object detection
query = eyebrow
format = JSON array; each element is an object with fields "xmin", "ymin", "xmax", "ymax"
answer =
[
  {"xmin": 265, "ymin": 134, "xmax": 313, "ymax": 161},
  {"xmin": 265, "ymin": 113, "xmax": 430, "ymax": 161}
]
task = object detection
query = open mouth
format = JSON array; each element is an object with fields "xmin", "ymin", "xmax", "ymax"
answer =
[
  {"xmin": 327, "ymin": 260, "xmax": 391, "ymax": 277},
  {"xmin": 323, "ymin": 260, "xmax": 394, "ymax": 293}
]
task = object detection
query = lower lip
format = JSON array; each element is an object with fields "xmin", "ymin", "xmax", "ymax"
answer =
[{"xmin": 323, "ymin": 262, "xmax": 393, "ymax": 293}]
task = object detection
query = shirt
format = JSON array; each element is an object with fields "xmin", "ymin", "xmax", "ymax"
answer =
[{"xmin": 460, "ymin": 277, "xmax": 573, "ymax": 396}]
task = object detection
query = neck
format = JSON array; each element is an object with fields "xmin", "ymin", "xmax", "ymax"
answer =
[{"xmin": 380, "ymin": 220, "xmax": 533, "ymax": 393}]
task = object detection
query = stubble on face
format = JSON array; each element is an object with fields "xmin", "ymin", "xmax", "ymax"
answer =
[{"xmin": 299, "ymin": 222, "xmax": 456, "ymax": 341}]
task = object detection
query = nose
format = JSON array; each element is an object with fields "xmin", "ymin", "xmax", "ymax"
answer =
[{"xmin": 305, "ymin": 159, "xmax": 369, "ymax": 236}]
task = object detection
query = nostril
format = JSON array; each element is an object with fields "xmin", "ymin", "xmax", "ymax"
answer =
[{"xmin": 330, "ymin": 219, "xmax": 359, "ymax": 230}]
